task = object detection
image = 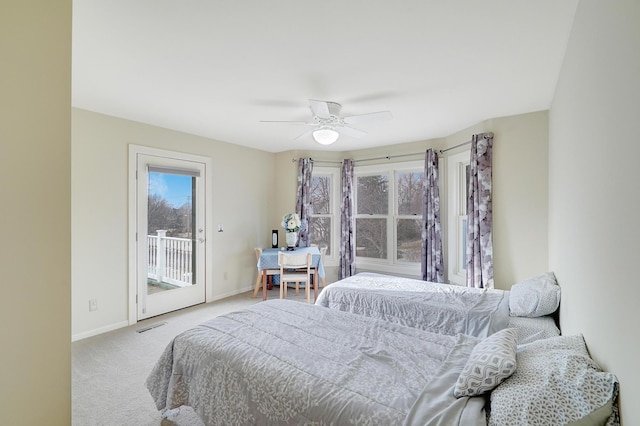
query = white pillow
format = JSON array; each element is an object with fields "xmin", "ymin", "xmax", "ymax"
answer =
[
  {"xmin": 509, "ymin": 272, "xmax": 560, "ymax": 317},
  {"xmin": 489, "ymin": 335, "xmax": 619, "ymax": 426},
  {"xmin": 454, "ymin": 328, "xmax": 518, "ymax": 397}
]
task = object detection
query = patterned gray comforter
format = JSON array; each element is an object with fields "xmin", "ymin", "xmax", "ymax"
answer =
[
  {"xmin": 315, "ymin": 274, "xmax": 510, "ymax": 338},
  {"xmin": 146, "ymin": 299, "xmax": 487, "ymax": 426}
]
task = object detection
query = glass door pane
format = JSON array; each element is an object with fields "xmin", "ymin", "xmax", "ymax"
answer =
[{"xmin": 147, "ymin": 172, "xmax": 195, "ymax": 295}]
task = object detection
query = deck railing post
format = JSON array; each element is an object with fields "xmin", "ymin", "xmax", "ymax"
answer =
[{"xmin": 157, "ymin": 230, "xmax": 167, "ymax": 283}]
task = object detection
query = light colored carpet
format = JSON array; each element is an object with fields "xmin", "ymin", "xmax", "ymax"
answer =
[{"xmin": 72, "ymin": 288, "xmax": 313, "ymax": 426}]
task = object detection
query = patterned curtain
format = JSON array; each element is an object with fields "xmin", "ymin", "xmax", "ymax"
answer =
[
  {"xmin": 339, "ymin": 159, "xmax": 355, "ymax": 279},
  {"xmin": 466, "ymin": 133, "xmax": 494, "ymax": 288},
  {"xmin": 295, "ymin": 158, "xmax": 313, "ymax": 247},
  {"xmin": 421, "ymin": 149, "xmax": 444, "ymax": 283}
]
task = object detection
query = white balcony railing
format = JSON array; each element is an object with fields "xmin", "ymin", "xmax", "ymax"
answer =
[{"xmin": 147, "ymin": 230, "xmax": 193, "ymax": 287}]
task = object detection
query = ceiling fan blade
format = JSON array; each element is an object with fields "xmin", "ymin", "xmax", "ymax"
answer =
[
  {"xmin": 260, "ymin": 120, "xmax": 314, "ymax": 126},
  {"xmin": 294, "ymin": 128, "xmax": 314, "ymax": 140},
  {"xmin": 343, "ymin": 111, "xmax": 393, "ymax": 125},
  {"xmin": 336, "ymin": 125, "xmax": 367, "ymax": 138},
  {"xmin": 308, "ymin": 99, "xmax": 331, "ymax": 119}
]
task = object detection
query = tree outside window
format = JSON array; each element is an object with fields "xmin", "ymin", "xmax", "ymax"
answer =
[
  {"xmin": 396, "ymin": 171, "xmax": 425, "ymax": 263},
  {"xmin": 356, "ymin": 174, "xmax": 388, "ymax": 258},
  {"xmin": 309, "ymin": 174, "xmax": 332, "ymax": 255}
]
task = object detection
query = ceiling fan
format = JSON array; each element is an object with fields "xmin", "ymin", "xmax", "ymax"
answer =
[{"xmin": 260, "ymin": 99, "xmax": 392, "ymax": 145}]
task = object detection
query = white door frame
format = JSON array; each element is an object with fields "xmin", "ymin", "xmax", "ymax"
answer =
[{"xmin": 128, "ymin": 144, "xmax": 213, "ymax": 324}]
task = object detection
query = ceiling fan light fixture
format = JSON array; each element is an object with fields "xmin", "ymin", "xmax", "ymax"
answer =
[{"xmin": 312, "ymin": 128, "xmax": 339, "ymax": 145}]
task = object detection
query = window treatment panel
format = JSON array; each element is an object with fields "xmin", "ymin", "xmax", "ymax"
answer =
[
  {"xmin": 466, "ymin": 133, "xmax": 494, "ymax": 288},
  {"xmin": 421, "ymin": 149, "xmax": 444, "ymax": 283},
  {"xmin": 295, "ymin": 158, "xmax": 313, "ymax": 247},
  {"xmin": 339, "ymin": 159, "xmax": 355, "ymax": 279}
]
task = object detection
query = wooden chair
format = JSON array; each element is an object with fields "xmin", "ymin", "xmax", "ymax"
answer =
[
  {"xmin": 252, "ymin": 247, "xmax": 279, "ymax": 298},
  {"xmin": 278, "ymin": 251, "xmax": 313, "ymax": 303}
]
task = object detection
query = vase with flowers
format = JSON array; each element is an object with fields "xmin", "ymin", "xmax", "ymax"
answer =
[{"xmin": 282, "ymin": 212, "xmax": 302, "ymax": 250}]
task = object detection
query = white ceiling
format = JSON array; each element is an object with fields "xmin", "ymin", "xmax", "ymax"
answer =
[{"xmin": 72, "ymin": 0, "xmax": 578, "ymax": 153}]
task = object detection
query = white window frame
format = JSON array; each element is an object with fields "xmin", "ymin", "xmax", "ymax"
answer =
[
  {"xmin": 446, "ymin": 151, "xmax": 470, "ymax": 285},
  {"xmin": 354, "ymin": 161, "xmax": 423, "ymax": 277},
  {"xmin": 310, "ymin": 166, "xmax": 340, "ymax": 265}
]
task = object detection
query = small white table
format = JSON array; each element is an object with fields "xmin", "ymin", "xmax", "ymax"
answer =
[{"xmin": 257, "ymin": 247, "xmax": 325, "ymax": 301}]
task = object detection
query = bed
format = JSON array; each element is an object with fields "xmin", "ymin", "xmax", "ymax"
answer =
[
  {"xmin": 146, "ymin": 299, "xmax": 619, "ymax": 426},
  {"xmin": 315, "ymin": 273, "xmax": 510, "ymax": 338},
  {"xmin": 315, "ymin": 272, "xmax": 561, "ymax": 342}
]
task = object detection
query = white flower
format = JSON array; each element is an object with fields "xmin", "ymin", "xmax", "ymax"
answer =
[{"xmin": 282, "ymin": 212, "xmax": 301, "ymax": 232}]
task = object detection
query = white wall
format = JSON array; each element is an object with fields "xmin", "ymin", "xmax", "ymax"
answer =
[
  {"xmin": 549, "ymin": 1, "xmax": 640, "ymax": 423},
  {"xmin": 0, "ymin": 1, "xmax": 71, "ymax": 424},
  {"xmin": 72, "ymin": 109, "xmax": 276, "ymax": 338}
]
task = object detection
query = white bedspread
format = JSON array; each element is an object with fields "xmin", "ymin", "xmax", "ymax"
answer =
[
  {"xmin": 146, "ymin": 299, "xmax": 487, "ymax": 426},
  {"xmin": 316, "ymin": 274, "xmax": 510, "ymax": 337}
]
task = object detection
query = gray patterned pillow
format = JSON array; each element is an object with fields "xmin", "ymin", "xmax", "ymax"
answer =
[
  {"xmin": 489, "ymin": 335, "xmax": 619, "ymax": 426},
  {"xmin": 507, "ymin": 316, "xmax": 560, "ymax": 345},
  {"xmin": 509, "ymin": 272, "xmax": 561, "ymax": 317},
  {"xmin": 454, "ymin": 328, "xmax": 517, "ymax": 397}
]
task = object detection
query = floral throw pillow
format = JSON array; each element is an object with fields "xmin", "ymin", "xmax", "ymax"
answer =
[{"xmin": 454, "ymin": 328, "xmax": 518, "ymax": 398}]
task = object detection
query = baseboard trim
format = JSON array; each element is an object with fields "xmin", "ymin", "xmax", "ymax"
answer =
[
  {"xmin": 206, "ymin": 286, "xmax": 254, "ymax": 303},
  {"xmin": 73, "ymin": 286, "xmax": 255, "ymax": 342},
  {"xmin": 72, "ymin": 320, "xmax": 129, "ymax": 342}
]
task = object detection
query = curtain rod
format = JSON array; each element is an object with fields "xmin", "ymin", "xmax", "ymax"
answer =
[
  {"xmin": 290, "ymin": 158, "xmax": 342, "ymax": 165},
  {"xmin": 440, "ymin": 132, "xmax": 492, "ymax": 153},
  {"xmin": 439, "ymin": 140, "xmax": 471, "ymax": 154},
  {"xmin": 291, "ymin": 135, "xmax": 488, "ymax": 164},
  {"xmin": 291, "ymin": 152, "xmax": 424, "ymax": 165}
]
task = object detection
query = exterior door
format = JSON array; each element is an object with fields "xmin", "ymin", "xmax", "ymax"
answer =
[{"xmin": 135, "ymin": 151, "xmax": 207, "ymax": 320}]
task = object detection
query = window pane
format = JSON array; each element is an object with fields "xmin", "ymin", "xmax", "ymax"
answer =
[
  {"xmin": 397, "ymin": 218, "xmax": 422, "ymax": 262},
  {"xmin": 147, "ymin": 172, "xmax": 195, "ymax": 289},
  {"xmin": 148, "ymin": 172, "xmax": 193, "ymax": 238},
  {"xmin": 309, "ymin": 217, "xmax": 331, "ymax": 255},
  {"xmin": 357, "ymin": 175, "xmax": 388, "ymax": 214},
  {"xmin": 356, "ymin": 218, "xmax": 387, "ymax": 258},
  {"xmin": 458, "ymin": 163, "xmax": 471, "ymax": 214},
  {"xmin": 397, "ymin": 171, "xmax": 425, "ymax": 215},
  {"xmin": 311, "ymin": 176, "xmax": 331, "ymax": 214}
]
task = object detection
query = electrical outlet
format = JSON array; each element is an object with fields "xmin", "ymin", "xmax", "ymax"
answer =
[
  {"xmin": 89, "ymin": 298, "xmax": 98, "ymax": 311},
  {"xmin": 224, "ymin": 271, "xmax": 228, "ymax": 280}
]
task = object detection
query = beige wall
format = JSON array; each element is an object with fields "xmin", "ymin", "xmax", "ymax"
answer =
[
  {"xmin": 72, "ymin": 109, "xmax": 276, "ymax": 338},
  {"xmin": 491, "ymin": 112, "xmax": 549, "ymax": 288},
  {"xmin": 549, "ymin": 1, "xmax": 640, "ymax": 422},
  {"xmin": 0, "ymin": 1, "xmax": 72, "ymax": 425}
]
